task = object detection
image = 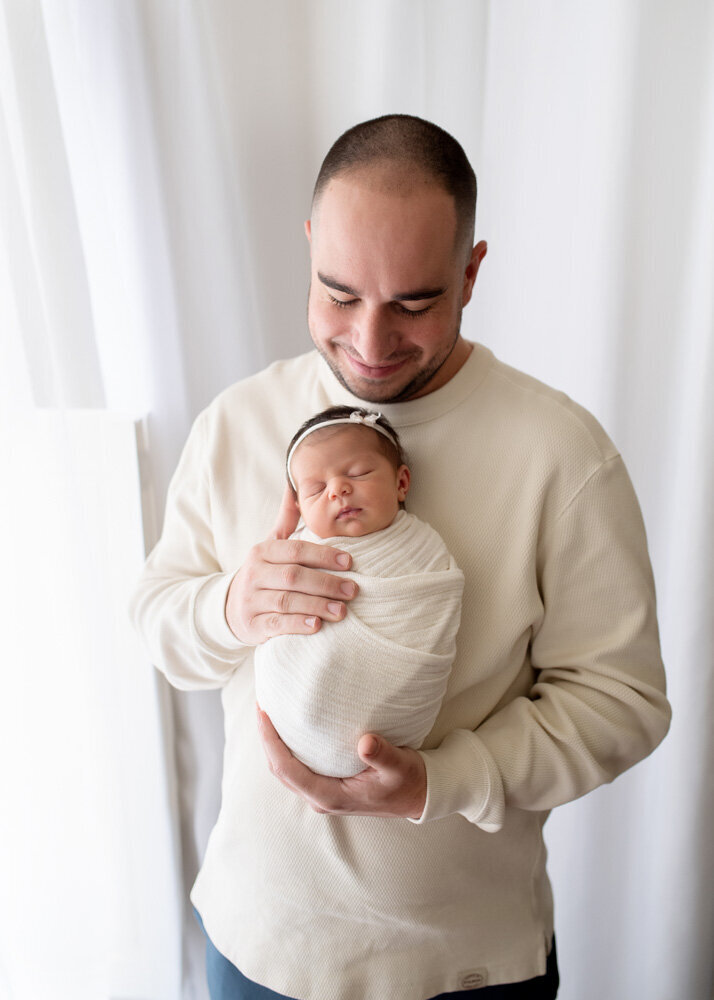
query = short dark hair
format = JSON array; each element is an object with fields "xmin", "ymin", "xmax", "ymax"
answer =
[
  {"xmin": 286, "ymin": 406, "xmax": 406, "ymax": 497},
  {"xmin": 312, "ymin": 114, "xmax": 477, "ymax": 260}
]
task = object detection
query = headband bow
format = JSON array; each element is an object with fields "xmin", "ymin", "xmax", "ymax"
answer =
[{"xmin": 287, "ymin": 411, "xmax": 398, "ymax": 489}]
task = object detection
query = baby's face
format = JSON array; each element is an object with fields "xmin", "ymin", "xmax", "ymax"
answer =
[{"xmin": 291, "ymin": 425, "xmax": 410, "ymax": 538}]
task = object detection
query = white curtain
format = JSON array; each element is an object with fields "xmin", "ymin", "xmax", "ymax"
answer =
[{"xmin": 1, "ymin": 1, "xmax": 712, "ymax": 998}]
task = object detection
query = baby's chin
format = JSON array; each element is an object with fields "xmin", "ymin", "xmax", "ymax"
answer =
[
  {"xmin": 330, "ymin": 521, "xmax": 374, "ymax": 538},
  {"xmin": 308, "ymin": 516, "xmax": 393, "ymax": 539}
]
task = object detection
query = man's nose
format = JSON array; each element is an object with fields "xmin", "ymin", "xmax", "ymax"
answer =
[{"xmin": 353, "ymin": 306, "xmax": 397, "ymax": 363}]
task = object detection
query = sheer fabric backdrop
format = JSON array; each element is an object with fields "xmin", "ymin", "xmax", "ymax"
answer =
[{"xmin": 1, "ymin": 1, "xmax": 712, "ymax": 998}]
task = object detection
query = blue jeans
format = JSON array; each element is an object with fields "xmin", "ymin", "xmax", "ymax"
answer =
[{"xmin": 193, "ymin": 908, "xmax": 559, "ymax": 999}]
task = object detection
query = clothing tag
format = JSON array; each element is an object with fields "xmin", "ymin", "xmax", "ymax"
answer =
[{"xmin": 458, "ymin": 968, "xmax": 488, "ymax": 989}]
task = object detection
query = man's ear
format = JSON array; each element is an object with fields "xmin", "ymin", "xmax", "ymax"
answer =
[
  {"xmin": 462, "ymin": 240, "xmax": 487, "ymax": 307},
  {"xmin": 397, "ymin": 465, "xmax": 411, "ymax": 502},
  {"xmin": 305, "ymin": 219, "xmax": 312, "ymax": 244}
]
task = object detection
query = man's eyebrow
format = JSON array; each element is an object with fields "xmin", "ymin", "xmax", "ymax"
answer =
[
  {"xmin": 318, "ymin": 272, "xmax": 359, "ymax": 296},
  {"xmin": 393, "ymin": 287, "xmax": 447, "ymax": 302},
  {"xmin": 317, "ymin": 272, "xmax": 447, "ymax": 301}
]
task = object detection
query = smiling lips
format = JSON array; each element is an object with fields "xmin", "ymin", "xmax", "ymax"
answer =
[{"xmin": 343, "ymin": 353, "xmax": 409, "ymax": 379}]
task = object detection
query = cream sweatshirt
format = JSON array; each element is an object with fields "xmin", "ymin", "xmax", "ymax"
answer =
[{"xmin": 130, "ymin": 344, "xmax": 670, "ymax": 999}]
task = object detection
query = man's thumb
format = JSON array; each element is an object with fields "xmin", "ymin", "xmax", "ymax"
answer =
[
  {"xmin": 358, "ymin": 733, "xmax": 382, "ymax": 763},
  {"xmin": 272, "ymin": 483, "xmax": 300, "ymax": 539}
]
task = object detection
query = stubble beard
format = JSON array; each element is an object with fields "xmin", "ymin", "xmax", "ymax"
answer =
[{"xmin": 311, "ymin": 317, "xmax": 464, "ymax": 404}]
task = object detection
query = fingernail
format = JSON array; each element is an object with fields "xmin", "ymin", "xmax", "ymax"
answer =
[
  {"xmin": 363, "ymin": 736, "xmax": 378, "ymax": 756},
  {"xmin": 336, "ymin": 553, "xmax": 350, "ymax": 568},
  {"xmin": 327, "ymin": 602, "xmax": 342, "ymax": 615},
  {"xmin": 340, "ymin": 582, "xmax": 356, "ymax": 597},
  {"xmin": 305, "ymin": 616, "xmax": 317, "ymax": 627}
]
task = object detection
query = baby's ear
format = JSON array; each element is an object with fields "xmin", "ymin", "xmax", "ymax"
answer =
[{"xmin": 397, "ymin": 464, "xmax": 411, "ymax": 502}]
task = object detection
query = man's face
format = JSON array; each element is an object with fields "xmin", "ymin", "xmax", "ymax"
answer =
[{"xmin": 306, "ymin": 170, "xmax": 486, "ymax": 403}]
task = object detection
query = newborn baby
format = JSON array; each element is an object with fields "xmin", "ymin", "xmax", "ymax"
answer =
[{"xmin": 254, "ymin": 406, "xmax": 464, "ymax": 777}]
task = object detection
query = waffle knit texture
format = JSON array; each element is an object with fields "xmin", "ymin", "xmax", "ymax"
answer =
[
  {"xmin": 254, "ymin": 511, "xmax": 465, "ymax": 776},
  {"xmin": 129, "ymin": 344, "xmax": 671, "ymax": 1000}
]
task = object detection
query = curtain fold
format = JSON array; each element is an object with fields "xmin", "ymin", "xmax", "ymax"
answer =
[
  {"xmin": 1, "ymin": 2, "xmax": 712, "ymax": 998},
  {"xmin": 0, "ymin": 0, "xmax": 104, "ymax": 407}
]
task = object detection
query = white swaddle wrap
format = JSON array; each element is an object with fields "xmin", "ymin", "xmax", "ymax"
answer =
[{"xmin": 254, "ymin": 511, "xmax": 464, "ymax": 776}]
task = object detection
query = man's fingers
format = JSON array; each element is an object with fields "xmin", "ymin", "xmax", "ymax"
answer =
[
  {"xmin": 257, "ymin": 706, "xmax": 302, "ymax": 783},
  {"xmin": 257, "ymin": 708, "xmax": 347, "ymax": 810},
  {"xmin": 226, "ymin": 535, "xmax": 357, "ymax": 645},
  {"xmin": 253, "ymin": 611, "xmax": 324, "ymax": 639},
  {"xmin": 257, "ymin": 711, "xmax": 426, "ymax": 818},
  {"xmin": 261, "ymin": 537, "xmax": 353, "ymax": 573},
  {"xmin": 257, "ymin": 562, "xmax": 358, "ymax": 602},
  {"xmin": 260, "ymin": 590, "xmax": 348, "ymax": 622},
  {"xmin": 272, "ymin": 483, "xmax": 301, "ymax": 540}
]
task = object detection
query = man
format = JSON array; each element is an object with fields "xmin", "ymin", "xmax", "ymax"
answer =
[{"xmin": 130, "ymin": 115, "xmax": 670, "ymax": 999}]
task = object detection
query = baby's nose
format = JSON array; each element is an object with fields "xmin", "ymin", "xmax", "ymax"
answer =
[{"xmin": 329, "ymin": 477, "xmax": 351, "ymax": 498}]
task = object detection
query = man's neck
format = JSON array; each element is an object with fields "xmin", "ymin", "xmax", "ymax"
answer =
[{"xmin": 408, "ymin": 337, "xmax": 473, "ymax": 400}]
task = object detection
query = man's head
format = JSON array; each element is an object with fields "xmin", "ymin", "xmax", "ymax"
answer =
[
  {"xmin": 312, "ymin": 115, "xmax": 477, "ymax": 264},
  {"xmin": 286, "ymin": 406, "xmax": 410, "ymax": 539},
  {"xmin": 306, "ymin": 115, "xmax": 487, "ymax": 403}
]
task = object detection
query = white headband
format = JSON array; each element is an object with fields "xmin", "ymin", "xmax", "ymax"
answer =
[{"xmin": 287, "ymin": 411, "xmax": 398, "ymax": 489}]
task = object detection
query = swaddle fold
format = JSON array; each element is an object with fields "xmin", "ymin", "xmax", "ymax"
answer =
[{"xmin": 254, "ymin": 511, "xmax": 464, "ymax": 776}]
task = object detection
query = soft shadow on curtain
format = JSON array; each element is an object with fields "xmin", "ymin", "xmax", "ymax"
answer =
[
  {"xmin": 0, "ymin": 2, "xmax": 185, "ymax": 997},
  {"xmin": 1, "ymin": 1, "xmax": 712, "ymax": 999}
]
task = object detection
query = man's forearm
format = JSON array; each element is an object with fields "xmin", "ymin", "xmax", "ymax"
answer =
[{"xmin": 130, "ymin": 567, "xmax": 251, "ymax": 691}]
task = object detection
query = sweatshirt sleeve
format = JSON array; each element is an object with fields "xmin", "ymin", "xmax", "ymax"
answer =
[
  {"xmin": 129, "ymin": 408, "xmax": 252, "ymax": 690},
  {"xmin": 414, "ymin": 454, "xmax": 671, "ymax": 831}
]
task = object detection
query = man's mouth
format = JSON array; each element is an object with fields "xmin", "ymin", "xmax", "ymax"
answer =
[
  {"xmin": 346, "ymin": 357, "xmax": 406, "ymax": 378},
  {"xmin": 337, "ymin": 347, "xmax": 412, "ymax": 380}
]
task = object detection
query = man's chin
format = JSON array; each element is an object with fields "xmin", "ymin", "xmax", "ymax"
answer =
[
  {"xmin": 338, "ymin": 379, "xmax": 403, "ymax": 404},
  {"xmin": 316, "ymin": 350, "xmax": 421, "ymax": 404}
]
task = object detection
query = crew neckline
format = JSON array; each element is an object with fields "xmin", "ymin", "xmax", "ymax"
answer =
[{"xmin": 315, "ymin": 341, "xmax": 494, "ymax": 427}]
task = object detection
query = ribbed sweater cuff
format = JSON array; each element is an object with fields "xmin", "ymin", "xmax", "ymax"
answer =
[
  {"xmin": 192, "ymin": 571, "xmax": 250, "ymax": 656},
  {"xmin": 411, "ymin": 729, "xmax": 505, "ymax": 832}
]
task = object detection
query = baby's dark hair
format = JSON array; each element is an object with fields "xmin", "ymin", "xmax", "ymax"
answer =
[{"xmin": 286, "ymin": 406, "xmax": 406, "ymax": 497}]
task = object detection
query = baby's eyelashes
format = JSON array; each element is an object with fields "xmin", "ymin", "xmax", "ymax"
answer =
[{"xmin": 299, "ymin": 468, "xmax": 374, "ymax": 497}]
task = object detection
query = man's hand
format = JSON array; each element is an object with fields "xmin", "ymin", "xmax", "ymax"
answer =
[
  {"xmin": 257, "ymin": 707, "xmax": 427, "ymax": 820},
  {"xmin": 225, "ymin": 484, "xmax": 358, "ymax": 645}
]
